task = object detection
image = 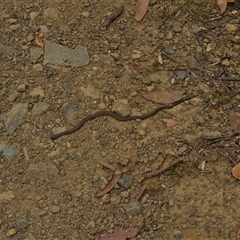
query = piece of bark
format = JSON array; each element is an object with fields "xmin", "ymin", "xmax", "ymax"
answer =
[{"xmin": 102, "ymin": 5, "xmax": 124, "ymax": 27}]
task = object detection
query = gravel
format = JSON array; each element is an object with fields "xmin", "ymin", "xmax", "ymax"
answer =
[{"xmin": 1, "ymin": 1, "xmax": 240, "ymax": 239}]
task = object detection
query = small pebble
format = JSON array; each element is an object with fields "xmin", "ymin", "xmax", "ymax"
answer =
[
  {"xmin": 52, "ymin": 205, "xmax": 61, "ymax": 213},
  {"xmin": 6, "ymin": 229, "xmax": 16, "ymax": 237}
]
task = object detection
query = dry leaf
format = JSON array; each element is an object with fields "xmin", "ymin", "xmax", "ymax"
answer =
[
  {"xmin": 141, "ymin": 89, "xmax": 185, "ymax": 104},
  {"xmin": 229, "ymin": 109, "xmax": 240, "ymax": 133},
  {"xmin": 33, "ymin": 35, "xmax": 44, "ymax": 48},
  {"xmin": 98, "ymin": 160, "xmax": 117, "ymax": 171},
  {"xmin": 121, "ymin": 155, "xmax": 137, "ymax": 173},
  {"xmin": 162, "ymin": 118, "xmax": 178, "ymax": 127},
  {"xmin": 95, "ymin": 169, "xmax": 122, "ymax": 197},
  {"xmin": 217, "ymin": 0, "xmax": 228, "ymax": 13},
  {"xmin": 193, "ymin": 0, "xmax": 237, "ymax": 13},
  {"xmin": 232, "ymin": 162, "xmax": 240, "ymax": 180},
  {"xmin": 151, "ymin": 155, "xmax": 164, "ymax": 171},
  {"xmin": 134, "ymin": 0, "xmax": 150, "ymax": 22},
  {"xmin": 100, "ymin": 227, "xmax": 141, "ymax": 240}
]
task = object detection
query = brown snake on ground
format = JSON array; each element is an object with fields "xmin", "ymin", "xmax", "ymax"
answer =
[{"xmin": 50, "ymin": 94, "xmax": 197, "ymax": 140}]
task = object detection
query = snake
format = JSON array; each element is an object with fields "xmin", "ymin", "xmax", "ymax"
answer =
[{"xmin": 50, "ymin": 94, "xmax": 197, "ymax": 140}]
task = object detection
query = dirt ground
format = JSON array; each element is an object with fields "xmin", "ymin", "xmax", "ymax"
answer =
[{"xmin": 1, "ymin": 0, "xmax": 240, "ymax": 239}]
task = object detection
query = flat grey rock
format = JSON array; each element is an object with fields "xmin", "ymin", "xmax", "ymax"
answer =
[
  {"xmin": 0, "ymin": 142, "xmax": 20, "ymax": 159},
  {"xmin": 28, "ymin": 162, "xmax": 58, "ymax": 175},
  {"xmin": 4, "ymin": 103, "xmax": 28, "ymax": 135},
  {"xmin": 63, "ymin": 101, "xmax": 78, "ymax": 125},
  {"xmin": 0, "ymin": 43, "xmax": 15, "ymax": 57},
  {"xmin": 32, "ymin": 102, "xmax": 50, "ymax": 116},
  {"xmin": 43, "ymin": 40, "xmax": 89, "ymax": 70}
]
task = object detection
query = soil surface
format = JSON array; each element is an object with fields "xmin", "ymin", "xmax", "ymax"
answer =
[{"xmin": 1, "ymin": 1, "xmax": 240, "ymax": 240}]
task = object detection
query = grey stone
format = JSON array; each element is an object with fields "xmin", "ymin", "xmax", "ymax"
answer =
[
  {"xmin": 173, "ymin": 229, "xmax": 181, "ymax": 236},
  {"xmin": 203, "ymin": 131, "xmax": 221, "ymax": 140},
  {"xmin": 52, "ymin": 127, "xmax": 66, "ymax": 135},
  {"xmin": 28, "ymin": 162, "xmax": 58, "ymax": 175},
  {"xmin": 222, "ymin": 103, "xmax": 232, "ymax": 110},
  {"xmin": 16, "ymin": 219, "xmax": 29, "ymax": 229},
  {"xmin": 38, "ymin": 210, "xmax": 47, "ymax": 217},
  {"xmin": 176, "ymin": 70, "xmax": 187, "ymax": 80},
  {"xmin": 8, "ymin": 90, "xmax": 20, "ymax": 103},
  {"xmin": 100, "ymin": 151, "xmax": 107, "ymax": 157},
  {"xmin": 9, "ymin": 24, "xmax": 21, "ymax": 31},
  {"xmin": 173, "ymin": 22, "xmax": 182, "ymax": 32},
  {"xmin": 25, "ymin": 233, "xmax": 37, "ymax": 240},
  {"xmin": 112, "ymin": 99, "xmax": 131, "ymax": 117},
  {"xmin": 43, "ymin": 40, "xmax": 89, "ymax": 70},
  {"xmin": 17, "ymin": 84, "xmax": 26, "ymax": 92},
  {"xmin": 110, "ymin": 195, "xmax": 121, "ymax": 205},
  {"xmin": 142, "ymin": 76, "xmax": 152, "ymax": 86},
  {"xmin": 0, "ymin": 191, "xmax": 14, "ymax": 202},
  {"xmin": 27, "ymin": 33, "xmax": 35, "ymax": 42},
  {"xmin": 11, "ymin": 235, "xmax": 19, "ymax": 240},
  {"xmin": 165, "ymin": 45, "xmax": 175, "ymax": 55},
  {"xmin": 166, "ymin": 31, "xmax": 173, "ymax": 40},
  {"xmin": 98, "ymin": 54, "xmax": 114, "ymax": 64},
  {"xmin": 119, "ymin": 174, "xmax": 133, "ymax": 189},
  {"xmin": 63, "ymin": 101, "xmax": 78, "ymax": 125},
  {"xmin": 189, "ymin": 76, "xmax": 198, "ymax": 86},
  {"xmin": 0, "ymin": 142, "xmax": 20, "ymax": 159},
  {"xmin": 0, "ymin": 43, "xmax": 15, "ymax": 58},
  {"xmin": 32, "ymin": 102, "xmax": 50, "ymax": 116},
  {"xmin": 4, "ymin": 103, "xmax": 28, "ymax": 135},
  {"xmin": 192, "ymin": 24, "xmax": 201, "ymax": 33},
  {"xmin": 123, "ymin": 200, "xmax": 142, "ymax": 215},
  {"xmin": 51, "ymin": 205, "xmax": 61, "ymax": 213},
  {"xmin": 188, "ymin": 56, "xmax": 199, "ymax": 69},
  {"xmin": 30, "ymin": 47, "xmax": 44, "ymax": 62}
]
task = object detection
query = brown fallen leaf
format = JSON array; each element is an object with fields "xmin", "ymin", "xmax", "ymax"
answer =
[
  {"xmin": 229, "ymin": 109, "xmax": 240, "ymax": 133},
  {"xmin": 232, "ymin": 162, "xmax": 240, "ymax": 180},
  {"xmin": 218, "ymin": 0, "xmax": 237, "ymax": 13},
  {"xmin": 33, "ymin": 35, "xmax": 44, "ymax": 48},
  {"xmin": 193, "ymin": 0, "xmax": 237, "ymax": 13},
  {"xmin": 0, "ymin": 12, "xmax": 12, "ymax": 22},
  {"xmin": 162, "ymin": 118, "xmax": 178, "ymax": 127},
  {"xmin": 134, "ymin": 0, "xmax": 150, "ymax": 22},
  {"xmin": 96, "ymin": 156, "xmax": 137, "ymax": 197},
  {"xmin": 141, "ymin": 89, "xmax": 185, "ymax": 104},
  {"xmin": 98, "ymin": 160, "xmax": 117, "ymax": 171},
  {"xmin": 100, "ymin": 227, "xmax": 141, "ymax": 240},
  {"xmin": 121, "ymin": 155, "xmax": 137, "ymax": 173},
  {"xmin": 151, "ymin": 155, "xmax": 164, "ymax": 171},
  {"xmin": 95, "ymin": 169, "xmax": 122, "ymax": 197}
]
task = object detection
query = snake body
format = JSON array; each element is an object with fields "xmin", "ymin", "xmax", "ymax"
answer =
[{"xmin": 50, "ymin": 95, "xmax": 196, "ymax": 140}]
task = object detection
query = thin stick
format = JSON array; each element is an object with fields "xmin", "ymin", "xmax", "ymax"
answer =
[
  {"xmin": 140, "ymin": 159, "xmax": 183, "ymax": 181},
  {"xmin": 102, "ymin": 5, "xmax": 124, "ymax": 27},
  {"xmin": 162, "ymin": 52, "xmax": 178, "ymax": 63},
  {"xmin": 135, "ymin": 185, "xmax": 147, "ymax": 201}
]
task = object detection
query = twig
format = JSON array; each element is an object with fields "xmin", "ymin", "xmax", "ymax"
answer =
[
  {"xmin": 102, "ymin": 5, "xmax": 124, "ymax": 27},
  {"xmin": 231, "ymin": 90, "xmax": 240, "ymax": 98},
  {"xmin": 220, "ymin": 77, "xmax": 240, "ymax": 81},
  {"xmin": 140, "ymin": 159, "xmax": 183, "ymax": 181},
  {"xmin": 135, "ymin": 185, "xmax": 147, "ymax": 201},
  {"xmin": 162, "ymin": 52, "xmax": 178, "ymax": 63},
  {"xmin": 203, "ymin": 16, "xmax": 222, "ymax": 22}
]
